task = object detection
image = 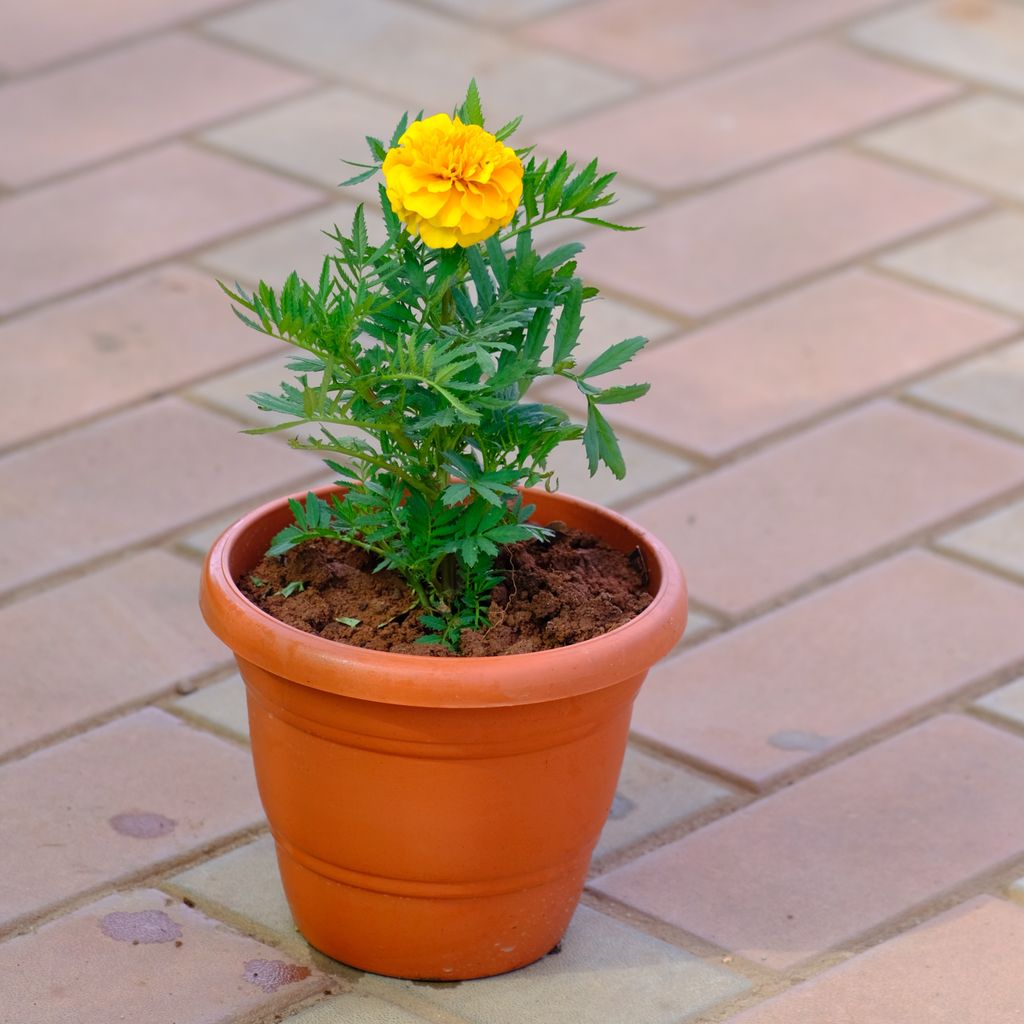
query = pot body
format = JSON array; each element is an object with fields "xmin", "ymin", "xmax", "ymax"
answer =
[{"xmin": 201, "ymin": 486, "xmax": 687, "ymax": 979}]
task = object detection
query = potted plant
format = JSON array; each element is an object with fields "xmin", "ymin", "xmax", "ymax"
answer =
[{"xmin": 200, "ymin": 82, "xmax": 687, "ymax": 981}]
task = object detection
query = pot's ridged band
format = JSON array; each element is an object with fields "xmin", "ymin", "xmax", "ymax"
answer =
[
  {"xmin": 243, "ymin": 675, "xmax": 623, "ymax": 759},
  {"xmin": 273, "ymin": 831, "xmax": 590, "ymax": 900}
]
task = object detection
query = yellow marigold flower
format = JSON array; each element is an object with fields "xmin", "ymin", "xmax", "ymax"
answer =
[{"xmin": 382, "ymin": 113, "xmax": 523, "ymax": 249}]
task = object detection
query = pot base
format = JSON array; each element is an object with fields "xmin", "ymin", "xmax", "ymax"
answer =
[{"xmin": 276, "ymin": 840, "xmax": 586, "ymax": 980}]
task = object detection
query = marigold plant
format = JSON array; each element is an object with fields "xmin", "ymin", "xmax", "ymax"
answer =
[{"xmin": 222, "ymin": 82, "xmax": 650, "ymax": 649}]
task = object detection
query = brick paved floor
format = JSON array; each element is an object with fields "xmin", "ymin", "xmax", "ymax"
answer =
[{"xmin": 4, "ymin": 1, "xmax": 1024, "ymax": 1021}]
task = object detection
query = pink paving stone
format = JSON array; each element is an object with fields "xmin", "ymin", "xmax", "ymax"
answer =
[
  {"xmin": 0, "ymin": 889, "xmax": 323, "ymax": 1023},
  {"xmin": 0, "ymin": 709, "xmax": 263, "ymax": 928},
  {"xmin": 0, "ymin": 33, "xmax": 313, "ymax": 186},
  {"xmin": 0, "ymin": 397, "xmax": 318, "ymax": 594},
  {"xmin": 728, "ymin": 897, "xmax": 1024, "ymax": 1023},
  {"xmin": 539, "ymin": 41, "xmax": 957, "ymax": 191},
  {"xmin": 0, "ymin": 551, "xmax": 230, "ymax": 757},
  {"xmin": 0, "ymin": 0, "xmax": 242, "ymax": 73},
  {"xmin": 579, "ymin": 150, "xmax": 984, "ymax": 318},
  {"xmin": 634, "ymin": 550, "xmax": 1024, "ymax": 787},
  {"xmin": 522, "ymin": 0, "xmax": 893, "ymax": 83},
  {"xmin": 597, "ymin": 270, "xmax": 1016, "ymax": 457},
  {"xmin": 0, "ymin": 143, "xmax": 321, "ymax": 317},
  {"xmin": 594, "ymin": 715, "xmax": 1024, "ymax": 970},
  {"xmin": 632, "ymin": 401, "xmax": 1024, "ymax": 616},
  {"xmin": 0, "ymin": 266, "xmax": 279, "ymax": 451}
]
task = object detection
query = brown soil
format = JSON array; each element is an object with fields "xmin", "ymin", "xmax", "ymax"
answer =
[{"xmin": 239, "ymin": 528, "xmax": 652, "ymax": 656}]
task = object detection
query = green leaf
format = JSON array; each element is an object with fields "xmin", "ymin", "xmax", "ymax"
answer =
[
  {"xmin": 388, "ymin": 111, "xmax": 409, "ymax": 148},
  {"xmin": 365, "ymin": 135, "xmax": 387, "ymax": 162},
  {"xmin": 592, "ymin": 383, "xmax": 650, "ymax": 404},
  {"xmin": 334, "ymin": 616, "xmax": 361, "ymax": 627},
  {"xmin": 494, "ymin": 114, "xmax": 522, "ymax": 141},
  {"xmin": 535, "ymin": 242, "xmax": 584, "ymax": 274},
  {"xmin": 583, "ymin": 401, "xmax": 626, "ymax": 479},
  {"xmin": 274, "ymin": 580, "xmax": 306, "ymax": 598},
  {"xmin": 249, "ymin": 575, "xmax": 268, "ymax": 587},
  {"xmin": 443, "ymin": 482, "xmax": 472, "ymax": 506},
  {"xmin": 352, "ymin": 205, "xmax": 368, "ymax": 261},
  {"xmin": 460, "ymin": 78, "xmax": 484, "ymax": 127},
  {"xmin": 579, "ymin": 336, "xmax": 647, "ymax": 379},
  {"xmin": 465, "ymin": 245, "xmax": 494, "ymax": 311},
  {"xmin": 340, "ymin": 166, "xmax": 378, "ymax": 187},
  {"xmin": 576, "ymin": 216, "xmax": 641, "ymax": 231},
  {"xmin": 552, "ymin": 278, "xmax": 583, "ymax": 365},
  {"xmin": 484, "ymin": 234, "xmax": 509, "ymax": 288}
]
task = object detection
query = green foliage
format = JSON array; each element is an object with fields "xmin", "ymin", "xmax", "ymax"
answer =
[
  {"xmin": 274, "ymin": 580, "xmax": 306, "ymax": 598},
  {"xmin": 222, "ymin": 82, "xmax": 650, "ymax": 649}
]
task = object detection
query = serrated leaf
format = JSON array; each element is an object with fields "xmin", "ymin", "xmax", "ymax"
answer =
[
  {"xmin": 535, "ymin": 241, "xmax": 584, "ymax": 274},
  {"xmin": 585, "ymin": 401, "xmax": 626, "ymax": 479},
  {"xmin": 552, "ymin": 278, "xmax": 583, "ymax": 365},
  {"xmin": 576, "ymin": 216, "xmax": 641, "ymax": 231},
  {"xmin": 460, "ymin": 78, "xmax": 484, "ymax": 127},
  {"xmin": 339, "ymin": 166, "xmax": 378, "ymax": 187},
  {"xmin": 388, "ymin": 111, "xmax": 409, "ymax": 148},
  {"xmin": 592, "ymin": 383, "xmax": 650, "ymax": 404},
  {"xmin": 465, "ymin": 245, "xmax": 494, "ymax": 311},
  {"xmin": 580, "ymin": 336, "xmax": 647, "ymax": 379},
  {"xmin": 494, "ymin": 114, "xmax": 522, "ymax": 141},
  {"xmin": 443, "ymin": 482, "xmax": 472, "ymax": 506}
]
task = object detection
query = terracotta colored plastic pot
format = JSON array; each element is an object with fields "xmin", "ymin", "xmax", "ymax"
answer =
[{"xmin": 200, "ymin": 485, "xmax": 686, "ymax": 980}]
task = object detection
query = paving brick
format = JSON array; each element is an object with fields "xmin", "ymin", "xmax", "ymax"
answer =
[
  {"xmin": 862, "ymin": 95, "xmax": 1024, "ymax": 202},
  {"xmin": 569, "ymin": 294, "xmax": 679, "ymax": 367},
  {"xmin": 283, "ymin": 995, "xmax": 433, "ymax": 1024},
  {"xmin": 541, "ymin": 41, "xmax": 956, "ymax": 191},
  {"xmin": 581, "ymin": 151, "xmax": 983, "ymax": 318},
  {"xmin": 203, "ymin": 86, "xmax": 407, "ymax": 202},
  {"xmin": 175, "ymin": 674, "xmax": 250, "ymax": 744},
  {"xmin": 0, "ymin": 397, "xmax": 318, "ymax": 594},
  {"xmin": 198, "ymin": 201, "xmax": 363, "ymax": 289},
  {"xmin": 524, "ymin": 0, "xmax": 892, "ymax": 82},
  {"xmin": 389, "ymin": 905, "xmax": 747, "ymax": 1024},
  {"xmin": 187, "ymin": 351, "xmax": 305, "ymax": 432},
  {"xmin": 939, "ymin": 498, "xmax": 1024, "ymax": 579},
  {"xmin": 0, "ymin": 33, "xmax": 312, "ymax": 187},
  {"xmin": 630, "ymin": 402, "xmax": 1024, "ymax": 615},
  {"xmin": 0, "ymin": 144, "xmax": 321, "ymax": 317},
  {"xmin": 170, "ymin": 835, "xmax": 298, "ymax": 951},
  {"xmin": 881, "ymin": 210, "xmax": 1024, "ymax": 316},
  {"xmin": 595, "ymin": 747, "xmax": 729, "ymax": 860},
  {"xmin": 910, "ymin": 338, "xmax": 1024, "ymax": 437},
  {"xmin": 0, "ymin": 0, "xmax": 241, "ymax": 73},
  {"xmin": 0, "ymin": 710, "xmax": 262, "ymax": 928},
  {"xmin": 681, "ymin": 609, "xmax": 719, "ymax": 645},
  {"xmin": 430, "ymin": 0, "xmax": 578, "ymax": 23},
  {"xmin": 595, "ymin": 715, "xmax": 1024, "ymax": 970},
  {"xmin": 0, "ymin": 266, "xmax": 278, "ymax": 451},
  {"xmin": 0, "ymin": 551, "xmax": 229, "ymax": 757},
  {"xmin": 586, "ymin": 270, "xmax": 1015, "ymax": 457},
  {"xmin": 205, "ymin": 0, "xmax": 636, "ymax": 131},
  {"xmin": 0, "ymin": 889, "xmax": 322, "ymax": 1024},
  {"xmin": 976, "ymin": 677, "xmax": 1024, "ymax": 729},
  {"xmin": 728, "ymin": 897, "xmax": 1024, "ymax": 1023},
  {"xmin": 852, "ymin": 0, "xmax": 1024, "ymax": 94},
  {"xmin": 169, "ymin": 836, "xmax": 746, "ymax": 1019},
  {"xmin": 634, "ymin": 551, "xmax": 1024, "ymax": 787}
]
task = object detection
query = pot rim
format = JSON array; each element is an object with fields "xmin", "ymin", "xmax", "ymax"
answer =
[{"xmin": 200, "ymin": 484, "xmax": 687, "ymax": 707}]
